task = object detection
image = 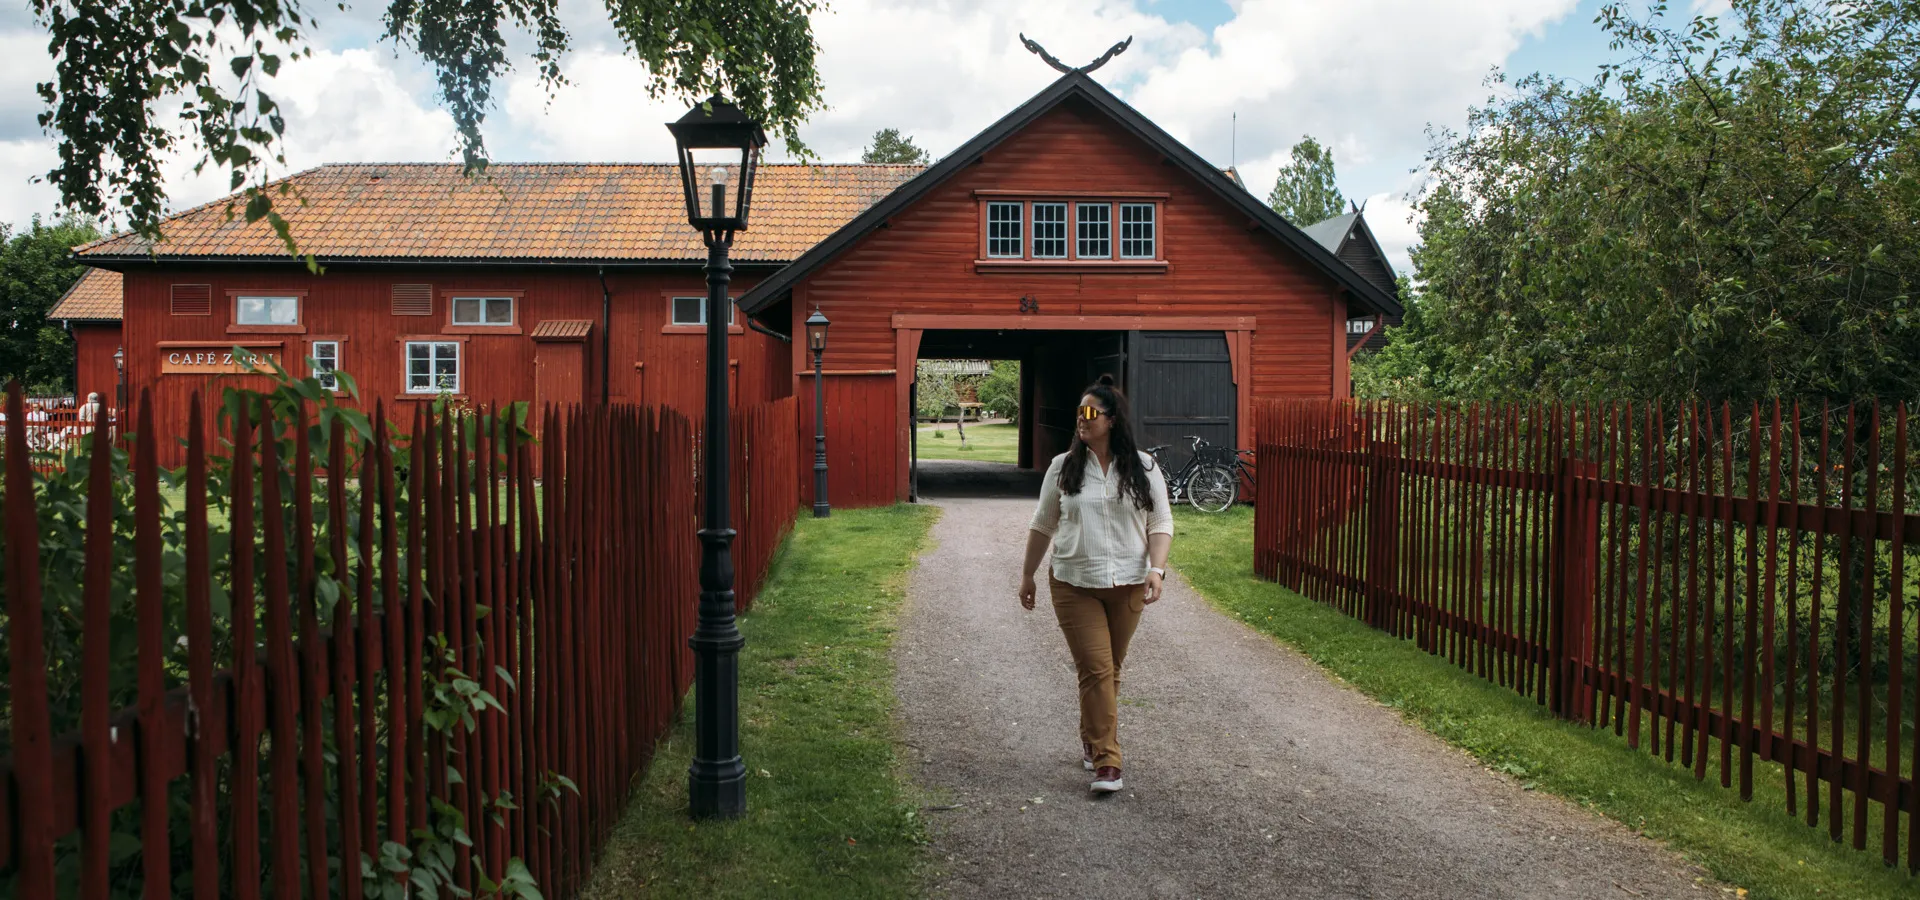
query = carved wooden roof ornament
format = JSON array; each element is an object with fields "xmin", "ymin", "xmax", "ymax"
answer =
[{"xmin": 1019, "ymin": 34, "xmax": 1132, "ymax": 75}]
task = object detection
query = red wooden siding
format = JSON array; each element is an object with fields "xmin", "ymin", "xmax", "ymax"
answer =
[
  {"xmin": 797, "ymin": 374, "xmax": 899, "ymax": 510},
  {"xmin": 788, "ymin": 98, "xmax": 1357, "ymax": 505},
  {"xmin": 71, "ymin": 323, "xmax": 121, "ymax": 406},
  {"xmin": 118, "ymin": 268, "xmax": 789, "ymax": 463}
]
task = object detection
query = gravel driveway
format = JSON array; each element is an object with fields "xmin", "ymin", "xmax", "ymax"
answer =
[{"xmin": 894, "ymin": 495, "xmax": 1719, "ymax": 900}]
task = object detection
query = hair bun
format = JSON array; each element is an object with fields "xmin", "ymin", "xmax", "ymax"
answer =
[{"xmin": 1097, "ymin": 373, "xmax": 1117, "ymax": 387}]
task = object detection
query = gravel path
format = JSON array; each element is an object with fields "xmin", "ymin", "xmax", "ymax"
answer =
[{"xmin": 894, "ymin": 495, "xmax": 1719, "ymax": 900}]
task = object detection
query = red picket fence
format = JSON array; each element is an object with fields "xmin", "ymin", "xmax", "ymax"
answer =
[
  {"xmin": 0, "ymin": 384, "xmax": 800, "ymax": 898},
  {"xmin": 0, "ymin": 409, "xmax": 120, "ymax": 473},
  {"xmin": 731, "ymin": 396, "xmax": 799, "ymax": 613},
  {"xmin": 1254, "ymin": 398, "xmax": 1918, "ymax": 873}
]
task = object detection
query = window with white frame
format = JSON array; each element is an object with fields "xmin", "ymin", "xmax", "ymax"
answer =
[
  {"xmin": 1347, "ymin": 319, "xmax": 1377, "ymax": 334},
  {"xmin": 310, "ymin": 340, "xmax": 341, "ymax": 391},
  {"xmin": 405, "ymin": 341, "xmax": 460, "ymax": 393},
  {"xmin": 236, "ymin": 295, "xmax": 299, "ymax": 325},
  {"xmin": 1120, "ymin": 203, "xmax": 1155, "ymax": 258},
  {"xmin": 1076, "ymin": 203, "xmax": 1111, "ymax": 259},
  {"xmin": 451, "ymin": 296, "xmax": 514, "ymax": 326},
  {"xmin": 987, "ymin": 202, "xmax": 1023, "ymax": 257},
  {"xmin": 670, "ymin": 296, "xmax": 737, "ymax": 326},
  {"xmin": 1032, "ymin": 203, "xmax": 1067, "ymax": 258}
]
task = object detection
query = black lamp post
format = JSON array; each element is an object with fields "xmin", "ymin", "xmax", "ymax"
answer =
[
  {"xmin": 113, "ymin": 347, "xmax": 125, "ymax": 409},
  {"xmin": 807, "ymin": 308, "xmax": 831, "ymax": 518},
  {"xmin": 669, "ymin": 95, "xmax": 765, "ymax": 821}
]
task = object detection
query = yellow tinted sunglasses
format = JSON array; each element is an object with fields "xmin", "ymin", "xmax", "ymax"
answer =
[{"xmin": 1075, "ymin": 404, "xmax": 1110, "ymax": 421}]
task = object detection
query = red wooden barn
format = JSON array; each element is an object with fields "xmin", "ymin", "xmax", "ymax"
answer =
[
  {"xmin": 67, "ymin": 70, "xmax": 1400, "ymax": 507},
  {"xmin": 738, "ymin": 71, "xmax": 1401, "ymax": 506}
]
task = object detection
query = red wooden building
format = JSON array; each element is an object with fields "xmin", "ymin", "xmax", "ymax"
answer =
[
  {"xmin": 71, "ymin": 164, "xmax": 918, "ymax": 464},
  {"xmin": 739, "ymin": 72, "xmax": 1401, "ymax": 506},
  {"xmin": 49, "ymin": 268, "xmax": 124, "ymax": 406},
  {"xmin": 69, "ymin": 70, "xmax": 1400, "ymax": 506}
]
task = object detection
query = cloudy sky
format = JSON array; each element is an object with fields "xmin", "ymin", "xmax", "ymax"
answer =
[{"xmin": 0, "ymin": 0, "xmax": 1631, "ymax": 274}]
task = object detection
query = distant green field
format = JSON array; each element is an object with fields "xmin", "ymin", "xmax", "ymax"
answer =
[{"xmin": 914, "ymin": 421, "xmax": 1016, "ymax": 464}]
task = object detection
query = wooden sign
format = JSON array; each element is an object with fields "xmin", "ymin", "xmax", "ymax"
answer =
[{"xmin": 160, "ymin": 345, "xmax": 282, "ymax": 375}]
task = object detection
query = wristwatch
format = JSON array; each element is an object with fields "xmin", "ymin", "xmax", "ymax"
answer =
[{"xmin": 1147, "ymin": 566, "xmax": 1166, "ymax": 578}]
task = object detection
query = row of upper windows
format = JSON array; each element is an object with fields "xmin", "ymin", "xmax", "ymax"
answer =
[
  {"xmin": 208, "ymin": 293, "xmax": 732, "ymax": 328},
  {"xmin": 985, "ymin": 201, "xmax": 1156, "ymax": 260},
  {"xmin": 226, "ymin": 293, "xmax": 518, "ymax": 326}
]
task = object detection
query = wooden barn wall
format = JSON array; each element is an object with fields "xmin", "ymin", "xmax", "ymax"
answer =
[
  {"xmin": 790, "ymin": 97, "xmax": 1351, "ymax": 505},
  {"xmin": 71, "ymin": 323, "xmax": 122, "ymax": 407},
  {"xmin": 119, "ymin": 265, "xmax": 787, "ymax": 463},
  {"xmin": 796, "ymin": 373, "xmax": 896, "ymax": 509}
]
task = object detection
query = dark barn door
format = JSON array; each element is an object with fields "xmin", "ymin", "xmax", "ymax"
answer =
[{"xmin": 1127, "ymin": 331, "xmax": 1235, "ymax": 473}]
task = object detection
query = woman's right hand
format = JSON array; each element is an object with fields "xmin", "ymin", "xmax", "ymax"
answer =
[{"xmin": 1019, "ymin": 573, "xmax": 1037, "ymax": 610}]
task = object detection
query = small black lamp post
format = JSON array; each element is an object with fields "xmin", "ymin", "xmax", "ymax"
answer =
[
  {"xmin": 668, "ymin": 95, "xmax": 765, "ymax": 821},
  {"xmin": 807, "ymin": 308, "xmax": 831, "ymax": 517},
  {"xmin": 113, "ymin": 347, "xmax": 125, "ymax": 409}
]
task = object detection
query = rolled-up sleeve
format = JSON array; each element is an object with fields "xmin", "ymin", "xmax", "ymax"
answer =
[
  {"xmin": 1144, "ymin": 455, "xmax": 1174, "ymax": 537},
  {"xmin": 1029, "ymin": 454, "xmax": 1064, "ymax": 536}
]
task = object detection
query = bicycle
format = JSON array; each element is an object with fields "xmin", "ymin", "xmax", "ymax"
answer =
[{"xmin": 1146, "ymin": 435, "xmax": 1254, "ymax": 513}]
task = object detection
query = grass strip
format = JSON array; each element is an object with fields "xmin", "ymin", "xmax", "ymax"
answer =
[
  {"xmin": 1170, "ymin": 506, "xmax": 1914, "ymax": 900},
  {"xmin": 582, "ymin": 503, "xmax": 940, "ymax": 899},
  {"xmin": 914, "ymin": 422, "xmax": 1017, "ymax": 464}
]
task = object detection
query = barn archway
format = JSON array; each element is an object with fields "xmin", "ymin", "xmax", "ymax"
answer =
[{"xmin": 901, "ymin": 318, "xmax": 1250, "ymax": 500}]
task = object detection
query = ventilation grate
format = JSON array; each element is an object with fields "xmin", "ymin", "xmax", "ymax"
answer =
[
  {"xmin": 170, "ymin": 284, "xmax": 212, "ymax": 316},
  {"xmin": 392, "ymin": 284, "xmax": 432, "ymax": 316}
]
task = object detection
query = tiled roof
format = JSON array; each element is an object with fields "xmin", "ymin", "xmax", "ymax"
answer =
[
  {"xmin": 76, "ymin": 163, "xmax": 925, "ymax": 264},
  {"xmin": 529, "ymin": 319, "xmax": 595, "ymax": 341},
  {"xmin": 48, "ymin": 267, "xmax": 122, "ymax": 320}
]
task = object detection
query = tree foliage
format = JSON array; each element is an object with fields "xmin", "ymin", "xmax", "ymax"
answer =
[
  {"xmin": 31, "ymin": 0, "xmax": 827, "ymax": 263},
  {"xmin": 976, "ymin": 360, "xmax": 1020, "ymax": 421},
  {"xmin": 861, "ymin": 128, "xmax": 930, "ymax": 164},
  {"xmin": 0, "ymin": 215, "xmax": 100, "ymax": 392},
  {"xmin": 1369, "ymin": 0, "xmax": 1920, "ymax": 403},
  {"xmin": 1267, "ymin": 136, "xmax": 1345, "ymax": 225}
]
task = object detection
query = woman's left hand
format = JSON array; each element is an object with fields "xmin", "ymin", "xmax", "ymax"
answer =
[{"xmin": 1144, "ymin": 570, "xmax": 1163, "ymax": 605}]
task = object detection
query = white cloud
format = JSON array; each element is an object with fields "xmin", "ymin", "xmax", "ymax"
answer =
[{"xmin": 2, "ymin": 0, "xmax": 1583, "ymax": 265}]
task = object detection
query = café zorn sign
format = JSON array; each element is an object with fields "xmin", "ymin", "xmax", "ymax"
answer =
[{"xmin": 160, "ymin": 345, "xmax": 281, "ymax": 375}]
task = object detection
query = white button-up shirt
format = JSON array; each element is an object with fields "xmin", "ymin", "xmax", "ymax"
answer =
[{"xmin": 1029, "ymin": 450, "xmax": 1175, "ymax": 589}]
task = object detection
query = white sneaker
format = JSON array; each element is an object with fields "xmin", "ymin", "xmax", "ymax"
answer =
[{"xmin": 1090, "ymin": 766, "xmax": 1124, "ymax": 793}]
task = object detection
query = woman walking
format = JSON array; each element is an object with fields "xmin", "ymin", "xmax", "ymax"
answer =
[{"xmin": 1019, "ymin": 374, "xmax": 1173, "ymax": 793}]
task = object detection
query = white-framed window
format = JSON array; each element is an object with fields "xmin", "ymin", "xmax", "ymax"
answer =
[
  {"xmin": 451, "ymin": 296, "xmax": 515, "ymax": 326},
  {"xmin": 987, "ymin": 202, "xmax": 1023, "ymax": 257},
  {"xmin": 1076, "ymin": 203, "xmax": 1111, "ymax": 259},
  {"xmin": 236, "ymin": 295, "xmax": 299, "ymax": 325},
  {"xmin": 1032, "ymin": 203, "xmax": 1067, "ymax": 259},
  {"xmin": 1347, "ymin": 319, "xmax": 1377, "ymax": 334},
  {"xmin": 1120, "ymin": 203, "xmax": 1155, "ymax": 258},
  {"xmin": 405, "ymin": 341, "xmax": 460, "ymax": 393},
  {"xmin": 670, "ymin": 296, "xmax": 737, "ymax": 326},
  {"xmin": 310, "ymin": 340, "xmax": 341, "ymax": 391}
]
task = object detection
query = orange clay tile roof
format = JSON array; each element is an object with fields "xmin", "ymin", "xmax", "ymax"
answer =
[
  {"xmin": 76, "ymin": 163, "xmax": 925, "ymax": 264},
  {"xmin": 48, "ymin": 267, "xmax": 123, "ymax": 320},
  {"xmin": 529, "ymin": 319, "xmax": 595, "ymax": 341}
]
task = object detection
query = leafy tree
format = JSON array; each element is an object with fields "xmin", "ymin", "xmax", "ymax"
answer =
[
  {"xmin": 862, "ymin": 128, "xmax": 931, "ymax": 164},
  {"xmin": 0, "ymin": 215, "xmax": 101, "ymax": 392},
  {"xmin": 1267, "ymin": 136, "xmax": 1345, "ymax": 225},
  {"xmin": 29, "ymin": 0, "xmax": 827, "ymax": 263},
  {"xmin": 976, "ymin": 360, "xmax": 1020, "ymax": 421},
  {"xmin": 1386, "ymin": 0, "xmax": 1920, "ymax": 404}
]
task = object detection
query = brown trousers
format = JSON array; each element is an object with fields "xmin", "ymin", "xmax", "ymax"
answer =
[{"xmin": 1048, "ymin": 574, "xmax": 1145, "ymax": 769}]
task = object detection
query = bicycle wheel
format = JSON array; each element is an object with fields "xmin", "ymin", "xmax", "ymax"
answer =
[{"xmin": 1188, "ymin": 466, "xmax": 1237, "ymax": 512}]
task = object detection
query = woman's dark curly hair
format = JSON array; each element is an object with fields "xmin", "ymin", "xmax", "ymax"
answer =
[{"xmin": 1059, "ymin": 374, "xmax": 1157, "ymax": 511}]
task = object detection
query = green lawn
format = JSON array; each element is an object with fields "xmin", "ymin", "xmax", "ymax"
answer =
[
  {"xmin": 914, "ymin": 422, "xmax": 1017, "ymax": 464},
  {"xmin": 582, "ymin": 504, "xmax": 940, "ymax": 899},
  {"xmin": 1169, "ymin": 506, "xmax": 1915, "ymax": 900}
]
